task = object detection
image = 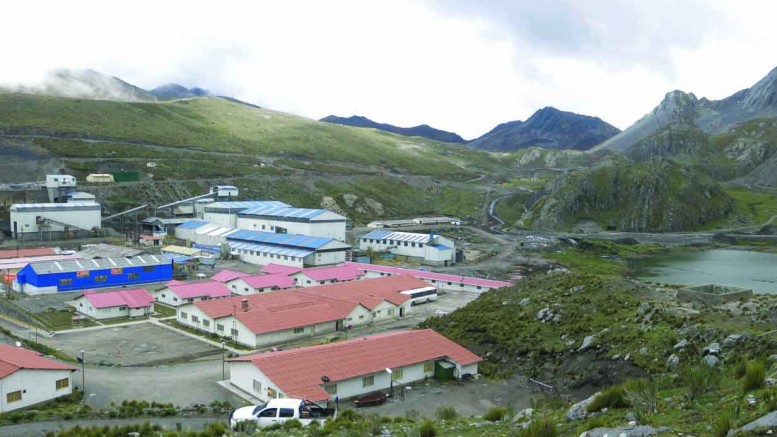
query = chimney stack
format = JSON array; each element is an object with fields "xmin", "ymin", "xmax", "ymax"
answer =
[{"xmin": 241, "ymin": 298, "xmax": 249, "ymax": 312}]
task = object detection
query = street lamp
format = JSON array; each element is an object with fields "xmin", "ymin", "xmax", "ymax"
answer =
[
  {"xmin": 385, "ymin": 368, "xmax": 394, "ymax": 398},
  {"xmin": 76, "ymin": 350, "xmax": 85, "ymax": 399},
  {"xmin": 221, "ymin": 341, "xmax": 226, "ymax": 380}
]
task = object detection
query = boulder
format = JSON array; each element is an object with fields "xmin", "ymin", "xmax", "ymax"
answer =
[
  {"xmin": 566, "ymin": 392, "xmax": 599, "ymax": 421},
  {"xmin": 512, "ymin": 407, "xmax": 533, "ymax": 423},
  {"xmin": 703, "ymin": 342, "xmax": 720, "ymax": 356},
  {"xmin": 723, "ymin": 334, "xmax": 744, "ymax": 348},
  {"xmin": 768, "ymin": 354, "xmax": 777, "ymax": 363},
  {"xmin": 320, "ymin": 196, "xmax": 343, "ymax": 213},
  {"xmin": 578, "ymin": 335, "xmax": 595, "ymax": 352},
  {"xmin": 702, "ymin": 355, "xmax": 719, "ymax": 368},
  {"xmin": 364, "ymin": 197, "xmax": 385, "ymax": 216},
  {"xmin": 342, "ymin": 193, "xmax": 358, "ymax": 207},
  {"xmin": 673, "ymin": 339, "xmax": 688, "ymax": 350},
  {"xmin": 581, "ymin": 426, "xmax": 672, "ymax": 437},
  {"xmin": 519, "ymin": 298, "xmax": 531, "ymax": 307},
  {"xmin": 666, "ymin": 354, "xmax": 680, "ymax": 370}
]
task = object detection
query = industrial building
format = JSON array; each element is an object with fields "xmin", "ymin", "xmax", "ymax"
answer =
[
  {"xmin": 203, "ymin": 201, "xmax": 290, "ymax": 228},
  {"xmin": 341, "ymin": 262, "xmax": 513, "ymax": 293},
  {"xmin": 227, "ymin": 329, "xmax": 481, "ymax": 402},
  {"xmin": 63, "ymin": 191, "xmax": 96, "ymax": 202},
  {"xmin": 45, "ymin": 174, "xmax": 76, "ymax": 203},
  {"xmin": 227, "ymin": 229, "xmax": 350, "ymax": 267},
  {"xmin": 177, "ymin": 275, "xmax": 423, "ymax": 348},
  {"xmin": 10, "ymin": 202, "xmax": 102, "ymax": 239},
  {"xmin": 12, "ymin": 255, "xmax": 173, "ymax": 295},
  {"xmin": 236, "ymin": 204, "xmax": 347, "ymax": 242},
  {"xmin": 0, "ymin": 344, "xmax": 76, "ymax": 413},
  {"xmin": 73, "ymin": 288, "xmax": 155, "ymax": 320},
  {"xmin": 358, "ymin": 230, "xmax": 456, "ymax": 266}
]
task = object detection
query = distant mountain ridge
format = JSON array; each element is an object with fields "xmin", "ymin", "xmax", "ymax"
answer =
[
  {"xmin": 320, "ymin": 115, "xmax": 466, "ymax": 144},
  {"xmin": 595, "ymin": 66, "xmax": 777, "ymax": 152},
  {"xmin": 468, "ymin": 107, "xmax": 621, "ymax": 151},
  {"xmin": 150, "ymin": 83, "xmax": 211, "ymax": 100}
]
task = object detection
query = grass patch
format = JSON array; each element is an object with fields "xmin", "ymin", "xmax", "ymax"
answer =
[{"xmin": 152, "ymin": 303, "xmax": 177, "ymax": 318}]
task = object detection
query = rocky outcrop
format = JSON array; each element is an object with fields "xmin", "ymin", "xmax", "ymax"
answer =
[{"xmin": 526, "ymin": 158, "xmax": 735, "ymax": 232}]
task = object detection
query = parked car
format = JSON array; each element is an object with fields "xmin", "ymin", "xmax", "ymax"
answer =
[{"xmin": 230, "ymin": 398, "xmax": 337, "ymax": 429}]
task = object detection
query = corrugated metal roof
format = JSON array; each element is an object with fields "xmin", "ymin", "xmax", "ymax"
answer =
[
  {"xmin": 204, "ymin": 201, "xmax": 289, "ymax": 211},
  {"xmin": 238, "ymin": 205, "xmax": 334, "ymax": 220},
  {"xmin": 27, "ymin": 255, "xmax": 168, "ymax": 274},
  {"xmin": 361, "ymin": 230, "xmax": 430, "ymax": 243},
  {"xmin": 11, "ymin": 202, "xmax": 100, "ymax": 210},
  {"xmin": 229, "ymin": 241, "xmax": 314, "ymax": 259},
  {"xmin": 177, "ymin": 220, "xmax": 210, "ymax": 230},
  {"xmin": 430, "ymin": 244, "xmax": 452, "ymax": 250},
  {"xmin": 227, "ymin": 229, "xmax": 334, "ymax": 249},
  {"xmin": 79, "ymin": 288, "xmax": 154, "ymax": 309},
  {"xmin": 341, "ymin": 262, "xmax": 513, "ymax": 289},
  {"xmin": 229, "ymin": 330, "xmax": 481, "ymax": 402}
]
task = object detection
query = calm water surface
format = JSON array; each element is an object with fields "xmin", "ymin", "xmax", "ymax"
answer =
[{"xmin": 630, "ymin": 249, "xmax": 777, "ymax": 293}]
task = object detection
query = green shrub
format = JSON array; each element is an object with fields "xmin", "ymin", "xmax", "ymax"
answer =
[
  {"xmin": 623, "ymin": 378, "xmax": 658, "ymax": 416},
  {"xmin": 435, "ymin": 405, "xmax": 458, "ymax": 421},
  {"xmin": 483, "ymin": 406, "xmax": 509, "ymax": 422},
  {"xmin": 743, "ymin": 361, "xmax": 766, "ymax": 392},
  {"xmin": 518, "ymin": 417, "xmax": 558, "ymax": 437},
  {"xmin": 283, "ymin": 418, "xmax": 303, "ymax": 430},
  {"xmin": 733, "ymin": 357, "xmax": 749, "ymax": 379},
  {"xmin": 714, "ymin": 406, "xmax": 739, "ymax": 437},
  {"xmin": 682, "ymin": 365, "xmax": 719, "ymax": 400},
  {"xmin": 418, "ymin": 419, "xmax": 438, "ymax": 437},
  {"xmin": 587, "ymin": 384, "xmax": 628, "ymax": 413}
]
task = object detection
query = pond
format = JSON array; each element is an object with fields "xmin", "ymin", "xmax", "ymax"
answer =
[{"xmin": 629, "ymin": 249, "xmax": 777, "ymax": 293}]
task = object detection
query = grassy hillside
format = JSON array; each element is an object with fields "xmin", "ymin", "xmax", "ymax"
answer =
[{"xmin": 0, "ymin": 93, "xmax": 512, "ymax": 222}]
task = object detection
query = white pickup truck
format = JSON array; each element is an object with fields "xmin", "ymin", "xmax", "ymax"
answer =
[{"xmin": 230, "ymin": 398, "xmax": 337, "ymax": 429}]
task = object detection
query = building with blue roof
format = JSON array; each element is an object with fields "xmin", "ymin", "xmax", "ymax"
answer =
[
  {"xmin": 174, "ymin": 221, "xmax": 351, "ymax": 268},
  {"xmin": 236, "ymin": 205, "xmax": 347, "ymax": 242},
  {"xmin": 359, "ymin": 230, "xmax": 456, "ymax": 266},
  {"xmin": 203, "ymin": 201, "xmax": 290, "ymax": 228}
]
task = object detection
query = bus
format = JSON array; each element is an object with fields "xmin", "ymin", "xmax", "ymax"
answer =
[{"xmin": 400, "ymin": 286, "xmax": 438, "ymax": 305}]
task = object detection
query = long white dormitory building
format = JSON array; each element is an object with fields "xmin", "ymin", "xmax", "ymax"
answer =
[{"xmin": 358, "ymin": 230, "xmax": 456, "ymax": 266}]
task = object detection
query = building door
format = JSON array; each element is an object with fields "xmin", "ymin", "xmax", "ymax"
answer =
[
  {"xmin": 335, "ymin": 319, "xmax": 344, "ymax": 331},
  {"xmin": 399, "ymin": 307, "xmax": 405, "ymax": 317}
]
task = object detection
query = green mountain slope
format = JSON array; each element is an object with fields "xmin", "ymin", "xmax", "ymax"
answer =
[{"xmin": 0, "ymin": 93, "xmax": 509, "ymax": 221}]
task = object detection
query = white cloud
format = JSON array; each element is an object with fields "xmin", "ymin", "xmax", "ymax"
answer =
[{"xmin": 1, "ymin": 0, "xmax": 776, "ymax": 139}]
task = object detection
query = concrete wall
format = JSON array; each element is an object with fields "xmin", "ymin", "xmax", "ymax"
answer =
[
  {"xmin": 676, "ymin": 284, "xmax": 753, "ymax": 306},
  {"xmin": 11, "ymin": 207, "xmax": 101, "ymax": 235},
  {"xmin": 0, "ymin": 369, "xmax": 73, "ymax": 413},
  {"xmin": 303, "ymin": 250, "xmax": 347, "ymax": 267},
  {"xmin": 203, "ymin": 212, "xmax": 238, "ymax": 229}
]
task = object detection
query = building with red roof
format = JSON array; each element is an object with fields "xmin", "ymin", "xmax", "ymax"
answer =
[
  {"xmin": 0, "ymin": 343, "xmax": 76, "ymax": 412},
  {"xmin": 290, "ymin": 264, "xmax": 365, "ymax": 287},
  {"xmin": 211, "ymin": 269, "xmax": 250, "ymax": 283},
  {"xmin": 259, "ymin": 264, "xmax": 302, "ymax": 276},
  {"xmin": 153, "ymin": 280, "xmax": 233, "ymax": 307},
  {"xmin": 225, "ymin": 273, "xmax": 296, "ymax": 295},
  {"xmin": 176, "ymin": 275, "xmax": 424, "ymax": 348},
  {"xmin": 227, "ymin": 329, "xmax": 480, "ymax": 402},
  {"xmin": 0, "ymin": 247, "xmax": 58, "ymax": 259},
  {"xmin": 73, "ymin": 288, "xmax": 155, "ymax": 320},
  {"xmin": 341, "ymin": 262, "xmax": 513, "ymax": 294}
]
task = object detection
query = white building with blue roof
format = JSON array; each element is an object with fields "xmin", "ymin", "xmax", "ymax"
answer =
[
  {"xmin": 359, "ymin": 230, "xmax": 456, "ymax": 266},
  {"xmin": 203, "ymin": 201, "xmax": 290, "ymax": 228},
  {"xmin": 236, "ymin": 205, "xmax": 347, "ymax": 242},
  {"xmin": 175, "ymin": 221, "xmax": 351, "ymax": 268}
]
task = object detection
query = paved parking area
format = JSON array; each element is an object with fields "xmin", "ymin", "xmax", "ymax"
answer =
[{"xmin": 39, "ymin": 322, "xmax": 222, "ymax": 366}]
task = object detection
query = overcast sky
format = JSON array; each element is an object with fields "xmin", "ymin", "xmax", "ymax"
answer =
[{"xmin": 2, "ymin": 0, "xmax": 777, "ymax": 139}]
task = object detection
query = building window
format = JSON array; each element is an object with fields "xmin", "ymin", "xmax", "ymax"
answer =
[
  {"xmin": 6, "ymin": 390, "xmax": 22, "ymax": 403},
  {"xmin": 359, "ymin": 315, "xmax": 364, "ymax": 319},
  {"xmin": 143, "ymin": 266, "xmax": 155, "ymax": 272},
  {"xmin": 56, "ymin": 377, "xmax": 70, "ymax": 390},
  {"xmin": 231, "ymin": 285, "xmax": 236, "ymax": 289},
  {"xmin": 59, "ymin": 278, "xmax": 73, "ymax": 286},
  {"xmin": 119, "ymin": 306, "xmax": 127, "ymax": 311},
  {"xmin": 231, "ymin": 328, "xmax": 239, "ymax": 338},
  {"xmin": 392, "ymin": 369, "xmax": 403, "ymax": 381},
  {"xmin": 180, "ymin": 312, "xmax": 187, "ymax": 319},
  {"xmin": 325, "ymin": 384, "xmax": 337, "ymax": 395},
  {"xmin": 387, "ymin": 309, "xmax": 395, "ymax": 316},
  {"xmin": 191, "ymin": 315, "xmax": 200, "ymax": 323},
  {"xmin": 244, "ymin": 287, "xmax": 249, "ymax": 292},
  {"xmin": 253, "ymin": 380, "xmax": 262, "ymax": 392},
  {"xmin": 294, "ymin": 327, "xmax": 304, "ymax": 334},
  {"xmin": 173, "ymin": 297, "xmax": 179, "ymax": 302},
  {"xmin": 267, "ymin": 387, "xmax": 278, "ymax": 398},
  {"xmin": 424, "ymin": 361, "xmax": 434, "ymax": 373},
  {"xmin": 127, "ymin": 273, "xmax": 139, "ymax": 280},
  {"xmin": 203, "ymin": 319, "xmax": 210, "ymax": 327},
  {"xmin": 94, "ymin": 275, "xmax": 107, "ymax": 282},
  {"xmin": 217, "ymin": 324, "xmax": 224, "ymax": 332},
  {"xmin": 161, "ymin": 294, "xmax": 166, "ymax": 298},
  {"xmin": 362, "ymin": 375, "xmax": 374, "ymax": 387}
]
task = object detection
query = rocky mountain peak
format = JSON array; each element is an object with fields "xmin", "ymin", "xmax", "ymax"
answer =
[{"xmin": 741, "ymin": 66, "xmax": 777, "ymax": 110}]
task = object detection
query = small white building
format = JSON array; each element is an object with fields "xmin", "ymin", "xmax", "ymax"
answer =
[
  {"xmin": 10, "ymin": 202, "xmax": 102, "ymax": 238},
  {"xmin": 73, "ymin": 288, "xmax": 155, "ymax": 320},
  {"xmin": 0, "ymin": 344, "xmax": 76, "ymax": 413},
  {"xmin": 226, "ymin": 273, "xmax": 296, "ymax": 295},
  {"xmin": 227, "ymin": 329, "xmax": 481, "ymax": 402},
  {"xmin": 236, "ymin": 205, "xmax": 347, "ymax": 242},
  {"xmin": 154, "ymin": 281, "xmax": 233, "ymax": 307},
  {"xmin": 358, "ymin": 230, "xmax": 456, "ymax": 266},
  {"xmin": 63, "ymin": 191, "xmax": 96, "ymax": 202}
]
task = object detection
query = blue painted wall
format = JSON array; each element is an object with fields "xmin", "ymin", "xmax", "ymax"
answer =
[{"xmin": 16, "ymin": 263, "xmax": 173, "ymax": 293}]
